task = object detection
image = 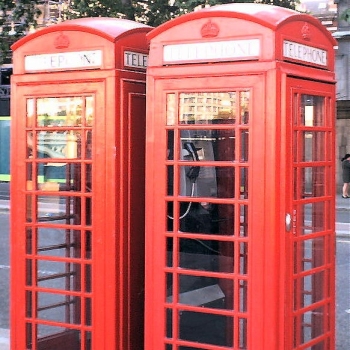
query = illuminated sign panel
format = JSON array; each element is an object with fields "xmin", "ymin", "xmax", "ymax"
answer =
[
  {"xmin": 283, "ymin": 40, "xmax": 327, "ymax": 66},
  {"xmin": 163, "ymin": 39, "xmax": 260, "ymax": 63},
  {"xmin": 24, "ymin": 50, "xmax": 103, "ymax": 71}
]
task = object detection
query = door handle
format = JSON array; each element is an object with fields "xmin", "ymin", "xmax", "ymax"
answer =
[{"xmin": 285, "ymin": 213, "xmax": 292, "ymax": 232}]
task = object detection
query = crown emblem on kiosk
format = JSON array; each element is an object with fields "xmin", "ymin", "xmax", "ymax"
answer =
[
  {"xmin": 201, "ymin": 20, "xmax": 220, "ymax": 38},
  {"xmin": 54, "ymin": 32, "xmax": 70, "ymax": 49},
  {"xmin": 301, "ymin": 23, "xmax": 311, "ymax": 41}
]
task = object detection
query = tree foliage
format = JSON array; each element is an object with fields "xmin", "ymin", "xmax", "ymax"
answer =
[
  {"xmin": 0, "ymin": 0, "xmax": 41, "ymax": 64},
  {"xmin": 0, "ymin": 0, "xmax": 298, "ymax": 64}
]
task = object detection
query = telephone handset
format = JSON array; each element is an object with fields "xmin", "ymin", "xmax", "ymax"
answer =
[{"xmin": 183, "ymin": 142, "xmax": 200, "ymax": 182}]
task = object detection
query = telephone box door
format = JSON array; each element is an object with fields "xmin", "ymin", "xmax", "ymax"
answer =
[
  {"xmin": 284, "ymin": 78, "xmax": 335, "ymax": 350},
  {"xmin": 11, "ymin": 81, "xmax": 107, "ymax": 350},
  {"xmin": 145, "ymin": 75, "xmax": 268, "ymax": 349}
]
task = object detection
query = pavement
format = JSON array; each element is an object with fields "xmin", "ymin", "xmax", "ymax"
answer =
[
  {"xmin": 335, "ymin": 194, "xmax": 350, "ymax": 236},
  {"xmin": 0, "ymin": 329, "xmax": 9, "ymax": 350},
  {"xmin": 0, "ymin": 195, "xmax": 348, "ymax": 349}
]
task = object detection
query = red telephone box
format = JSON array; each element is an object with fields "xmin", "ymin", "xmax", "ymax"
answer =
[
  {"xmin": 145, "ymin": 4, "xmax": 336, "ymax": 350},
  {"xmin": 10, "ymin": 18, "xmax": 151, "ymax": 350}
]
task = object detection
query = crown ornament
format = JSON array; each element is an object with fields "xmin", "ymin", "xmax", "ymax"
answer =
[
  {"xmin": 301, "ymin": 23, "xmax": 311, "ymax": 41},
  {"xmin": 201, "ymin": 20, "xmax": 220, "ymax": 38},
  {"xmin": 54, "ymin": 32, "xmax": 70, "ymax": 49}
]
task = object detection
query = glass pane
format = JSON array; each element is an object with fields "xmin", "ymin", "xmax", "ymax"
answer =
[
  {"xmin": 37, "ymin": 195, "xmax": 78, "ymax": 224},
  {"xmin": 26, "ymin": 98, "xmax": 35, "ymax": 128},
  {"xmin": 175, "ymin": 275, "xmax": 231, "ymax": 310},
  {"xmin": 300, "ymin": 306, "xmax": 325, "ymax": 344},
  {"xmin": 37, "ymin": 324, "xmax": 80, "ymax": 341},
  {"xmin": 301, "ymin": 202, "xmax": 325, "ymax": 235},
  {"xmin": 294, "ymin": 237, "xmax": 325, "ymax": 273},
  {"xmin": 240, "ymin": 205, "xmax": 249, "ymax": 237},
  {"xmin": 239, "ymin": 279, "xmax": 248, "ymax": 312},
  {"xmin": 38, "ymin": 163, "xmax": 78, "ymax": 189},
  {"xmin": 36, "ymin": 131, "xmax": 81, "ymax": 159},
  {"xmin": 240, "ymin": 167, "xmax": 248, "ymax": 199},
  {"xmin": 179, "ymin": 240, "xmax": 234, "ymax": 272},
  {"xmin": 85, "ymin": 96, "xmax": 94, "ymax": 127},
  {"xmin": 240, "ymin": 91, "xmax": 250, "ymax": 125},
  {"xmin": 239, "ymin": 242, "xmax": 248, "ymax": 275},
  {"xmin": 179, "ymin": 92, "xmax": 237, "ymax": 124},
  {"xmin": 166, "ymin": 93, "xmax": 176, "ymax": 125},
  {"xmin": 26, "ymin": 323, "xmax": 33, "ymax": 349},
  {"xmin": 180, "ymin": 129, "xmax": 235, "ymax": 161},
  {"xmin": 166, "ymin": 308, "xmax": 172, "ymax": 338},
  {"xmin": 179, "ymin": 310, "xmax": 233, "ymax": 347},
  {"xmin": 179, "ymin": 166, "xmax": 234, "ymax": 198},
  {"xmin": 240, "ymin": 130, "xmax": 249, "ymax": 162},
  {"xmin": 38, "ymin": 227, "xmax": 80, "ymax": 258},
  {"xmin": 302, "ymin": 132, "xmax": 326, "ymax": 162},
  {"xmin": 239, "ymin": 318, "xmax": 248, "ymax": 349},
  {"xmin": 26, "ymin": 259, "xmax": 33, "ymax": 286},
  {"xmin": 37, "ymin": 97, "xmax": 87, "ymax": 127},
  {"xmin": 300, "ymin": 95, "xmax": 325, "ymax": 126},
  {"xmin": 178, "ymin": 202, "xmax": 234, "ymax": 235},
  {"xmin": 37, "ymin": 261, "xmax": 80, "ymax": 291},
  {"xmin": 300, "ymin": 167, "xmax": 326, "ymax": 198},
  {"xmin": 37, "ymin": 292, "xmax": 80, "ymax": 324}
]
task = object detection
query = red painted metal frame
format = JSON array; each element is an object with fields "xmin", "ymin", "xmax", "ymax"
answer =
[
  {"xmin": 145, "ymin": 4, "xmax": 336, "ymax": 350},
  {"xmin": 11, "ymin": 18, "xmax": 151, "ymax": 350}
]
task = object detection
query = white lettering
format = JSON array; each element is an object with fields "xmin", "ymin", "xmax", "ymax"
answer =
[
  {"xmin": 163, "ymin": 39, "xmax": 260, "ymax": 63},
  {"xmin": 283, "ymin": 40, "xmax": 327, "ymax": 66},
  {"xmin": 24, "ymin": 50, "xmax": 103, "ymax": 72},
  {"xmin": 124, "ymin": 51, "xmax": 148, "ymax": 69}
]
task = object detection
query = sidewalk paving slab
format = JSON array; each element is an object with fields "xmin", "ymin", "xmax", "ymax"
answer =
[{"xmin": 0, "ymin": 328, "xmax": 9, "ymax": 350}]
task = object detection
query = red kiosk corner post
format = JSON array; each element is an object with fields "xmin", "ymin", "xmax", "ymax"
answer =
[
  {"xmin": 145, "ymin": 4, "xmax": 336, "ymax": 350},
  {"xmin": 10, "ymin": 18, "xmax": 151, "ymax": 350}
]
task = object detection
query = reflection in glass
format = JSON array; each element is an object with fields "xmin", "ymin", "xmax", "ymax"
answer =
[
  {"xmin": 179, "ymin": 92, "xmax": 237, "ymax": 124},
  {"xmin": 36, "ymin": 131, "xmax": 81, "ymax": 160},
  {"xmin": 36, "ymin": 97, "xmax": 88, "ymax": 127}
]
